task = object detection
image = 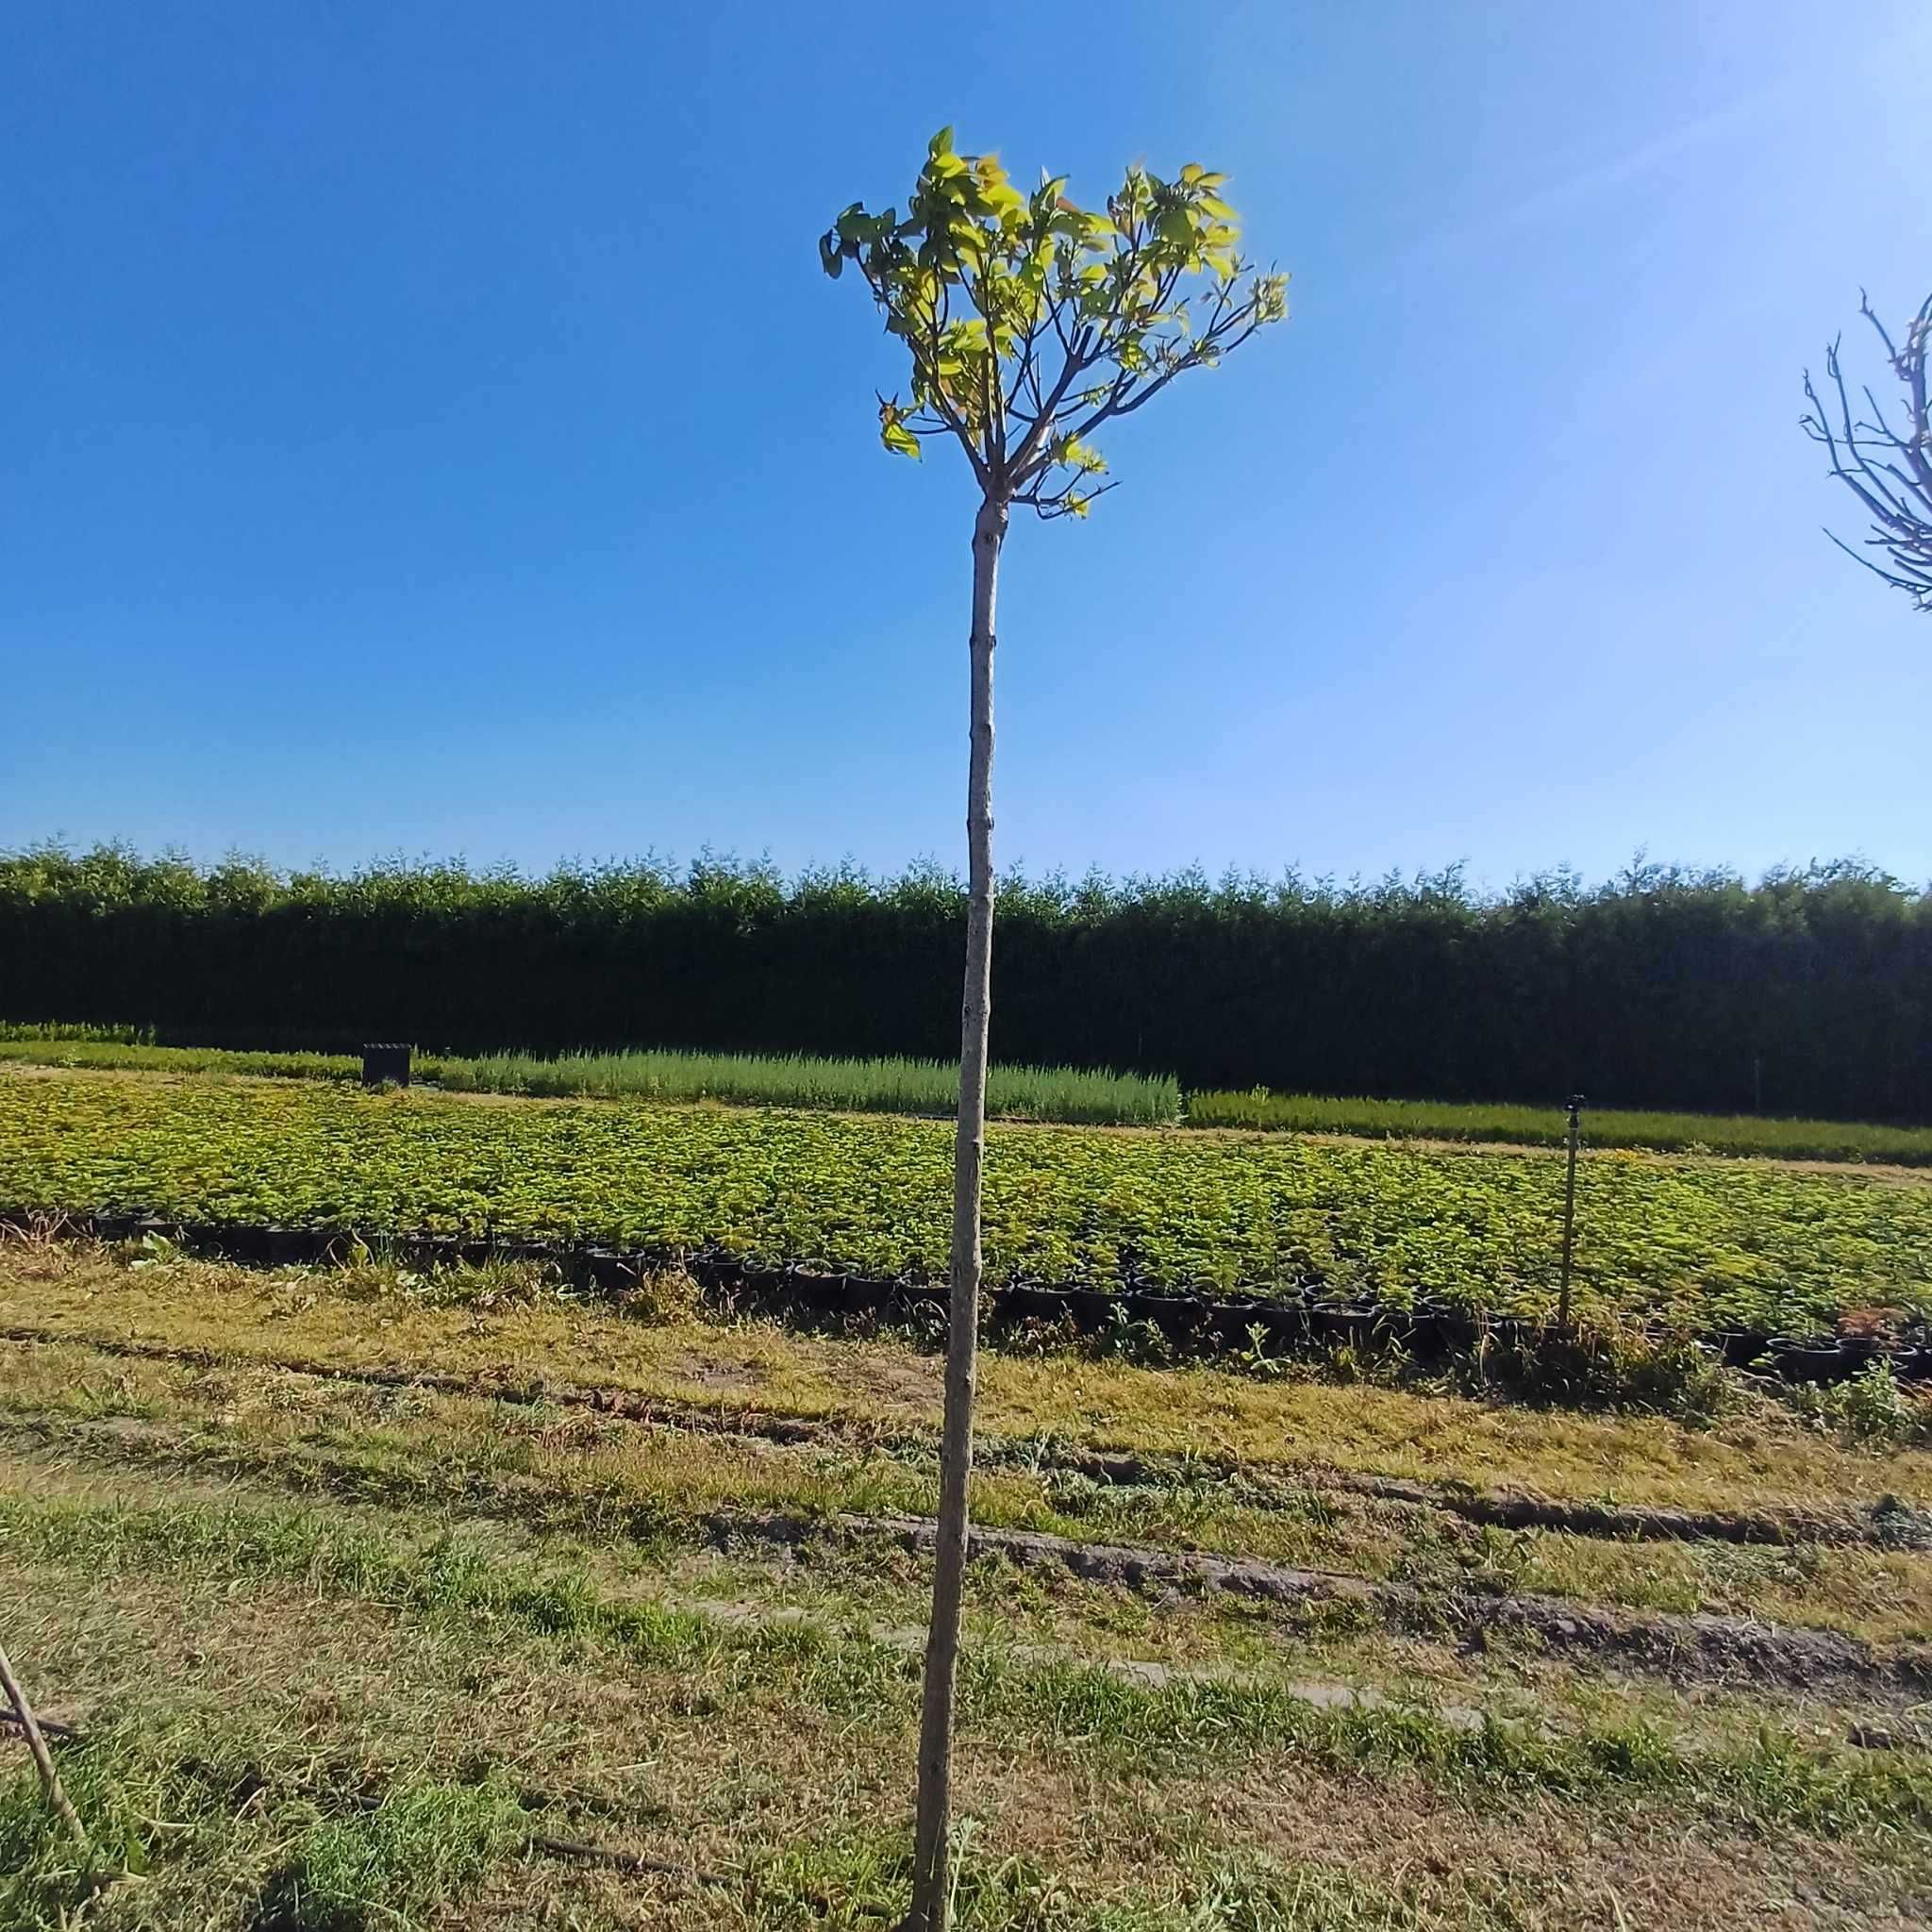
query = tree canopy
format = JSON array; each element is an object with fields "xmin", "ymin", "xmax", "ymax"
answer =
[{"xmin": 821, "ymin": 127, "xmax": 1287, "ymax": 514}]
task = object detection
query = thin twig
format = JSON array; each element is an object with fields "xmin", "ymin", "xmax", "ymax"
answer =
[
  {"xmin": 0, "ymin": 1706, "xmax": 83, "ymax": 1741},
  {"xmin": 526, "ymin": 1833, "xmax": 732, "ymax": 1890}
]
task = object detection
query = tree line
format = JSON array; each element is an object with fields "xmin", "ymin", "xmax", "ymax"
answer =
[{"xmin": 3, "ymin": 843, "xmax": 1928, "ymax": 1123}]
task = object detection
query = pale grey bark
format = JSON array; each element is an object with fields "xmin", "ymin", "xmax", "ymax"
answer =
[
  {"xmin": 905, "ymin": 491, "xmax": 1008, "ymax": 1932},
  {"xmin": 0, "ymin": 1639, "xmax": 87, "ymax": 1848}
]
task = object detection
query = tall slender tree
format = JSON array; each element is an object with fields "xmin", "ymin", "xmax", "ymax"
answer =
[
  {"xmin": 822, "ymin": 129, "xmax": 1285, "ymax": 1931},
  {"xmin": 1802, "ymin": 288, "xmax": 1932, "ymax": 611}
]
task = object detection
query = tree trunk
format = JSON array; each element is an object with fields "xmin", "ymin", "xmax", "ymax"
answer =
[{"xmin": 904, "ymin": 490, "xmax": 1007, "ymax": 1932}]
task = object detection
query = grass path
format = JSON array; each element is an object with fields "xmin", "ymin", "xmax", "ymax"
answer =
[
  {"xmin": 5, "ymin": 1236, "xmax": 1932, "ymax": 1926},
  {"xmin": 9, "ymin": 1477, "xmax": 1930, "ymax": 1929}
]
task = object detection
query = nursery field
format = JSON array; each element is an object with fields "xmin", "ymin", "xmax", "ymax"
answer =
[
  {"xmin": 2, "ymin": 1067, "xmax": 1929, "ymax": 1340},
  {"xmin": 8, "ymin": 1030, "xmax": 1931, "ymax": 1161}
]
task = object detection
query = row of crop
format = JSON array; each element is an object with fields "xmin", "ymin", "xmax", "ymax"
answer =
[
  {"xmin": 1187, "ymin": 1089, "xmax": 1932, "ymax": 1166},
  {"xmin": 10, "ymin": 1032, "xmax": 1932, "ymax": 1163},
  {"xmin": 1, "ymin": 1074, "xmax": 1927, "ymax": 1339},
  {"xmin": 24, "ymin": 1210, "xmax": 1923, "ymax": 1386},
  {"xmin": 0, "ymin": 1035, "xmax": 1177, "ymax": 1125}
]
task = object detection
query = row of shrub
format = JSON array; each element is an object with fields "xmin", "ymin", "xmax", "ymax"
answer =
[
  {"xmin": 0, "ymin": 1033, "xmax": 1177, "ymax": 1126},
  {"xmin": 3, "ymin": 842, "xmax": 1929, "ymax": 1121},
  {"xmin": 1185, "ymin": 1090, "xmax": 1932, "ymax": 1164},
  {"xmin": 12, "ymin": 1033, "xmax": 1932, "ymax": 1160}
]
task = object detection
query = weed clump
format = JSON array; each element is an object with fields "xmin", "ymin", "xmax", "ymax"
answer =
[
  {"xmin": 1787, "ymin": 1359, "xmax": 1931, "ymax": 1447},
  {"xmin": 1469, "ymin": 1317, "xmax": 1734, "ymax": 1422}
]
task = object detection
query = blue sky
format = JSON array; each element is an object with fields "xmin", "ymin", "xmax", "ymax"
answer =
[{"xmin": 6, "ymin": 2, "xmax": 1929, "ymax": 889}]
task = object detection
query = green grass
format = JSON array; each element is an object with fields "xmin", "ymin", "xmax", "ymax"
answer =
[
  {"xmin": 10, "ymin": 1330, "xmax": 1929, "ymax": 1641},
  {"xmin": 754, "ymin": 1838, "xmax": 1473, "ymax": 1931},
  {"xmin": 0, "ymin": 1030, "xmax": 1177, "ymax": 1126},
  {"xmin": 0, "ymin": 1716, "xmax": 533, "ymax": 1931},
  {"xmin": 0, "ymin": 1724, "xmax": 1479, "ymax": 1932},
  {"xmin": 0, "ymin": 1022, "xmax": 147, "ymax": 1043},
  {"xmin": 1188, "ymin": 1089, "xmax": 1932, "ymax": 1165},
  {"xmin": 4, "ymin": 1068, "xmax": 1930, "ymax": 1336},
  {"xmin": 13, "ymin": 1474, "xmax": 1924, "ymax": 1927},
  {"xmin": 8, "ymin": 1488, "xmax": 1929, "ymax": 1840}
]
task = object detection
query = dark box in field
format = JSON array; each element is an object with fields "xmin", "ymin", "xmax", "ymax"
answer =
[{"xmin": 360, "ymin": 1042, "xmax": 412, "ymax": 1087}]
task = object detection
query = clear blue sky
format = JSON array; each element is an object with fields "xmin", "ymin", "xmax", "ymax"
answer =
[{"xmin": 6, "ymin": 2, "xmax": 1929, "ymax": 889}]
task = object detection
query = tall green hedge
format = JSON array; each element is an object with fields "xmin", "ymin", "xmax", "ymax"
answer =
[{"xmin": 3, "ymin": 844, "xmax": 1928, "ymax": 1121}]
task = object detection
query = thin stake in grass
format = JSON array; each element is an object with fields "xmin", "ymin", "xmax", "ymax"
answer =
[{"xmin": 0, "ymin": 1637, "xmax": 88, "ymax": 1849}]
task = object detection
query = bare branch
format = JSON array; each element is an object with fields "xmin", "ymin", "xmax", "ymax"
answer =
[{"xmin": 1804, "ymin": 288, "xmax": 1932, "ymax": 610}]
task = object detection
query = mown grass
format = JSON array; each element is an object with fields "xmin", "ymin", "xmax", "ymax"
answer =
[
  {"xmin": 0, "ymin": 1711, "xmax": 533, "ymax": 1932},
  {"xmin": 2, "ymin": 1720, "xmax": 1491, "ymax": 1932},
  {"xmin": 8, "ymin": 1241, "xmax": 1932, "ymax": 1930},
  {"xmin": 5, "ymin": 1288, "xmax": 1932, "ymax": 1932},
  {"xmin": 12, "ymin": 1476, "xmax": 1919, "ymax": 1930},
  {"xmin": 754, "ymin": 1837, "xmax": 1488, "ymax": 1931},
  {"xmin": 1190, "ymin": 1089, "xmax": 1932, "ymax": 1165},
  {"xmin": 0, "ymin": 1028, "xmax": 1178, "ymax": 1125},
  {"xmin": 10, "ymin": 1336, "xmax": 1932, "ymax": 1643},
  {"xmin": 8, "ymin": 1486, "xmax": 1928, "ymax": 1841}
]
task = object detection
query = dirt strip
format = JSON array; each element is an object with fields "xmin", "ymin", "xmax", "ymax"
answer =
[
  {"xmin": 785, "ymin": 1512, "xmax": 1932, "ymax": 1697},
  {"xmin": 1, "ymin": 1388, "xmax": 1924, "ymax": 1700}
]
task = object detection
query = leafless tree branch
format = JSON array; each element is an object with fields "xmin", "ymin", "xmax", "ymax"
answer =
[{"xmin": 1803, "ymin": 288, "xmax": 1932, "ymax": 609}]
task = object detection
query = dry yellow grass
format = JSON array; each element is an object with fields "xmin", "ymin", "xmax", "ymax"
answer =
[{"xmin": 4, "ymin": 1234, "xmax": 1925, "ymax": 1516}]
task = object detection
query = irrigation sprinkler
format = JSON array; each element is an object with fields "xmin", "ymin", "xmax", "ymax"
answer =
[{"xmin": 1557, "ymin": 1093, "xmax": 1585, "ymax": 1330}]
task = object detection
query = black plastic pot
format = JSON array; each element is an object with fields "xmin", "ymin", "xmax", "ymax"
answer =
[
  {"xmin": 1711, "ymin": 1328, "xmax": 1774, "ymax": 1368},
  {"xmin": 1249, "ymin": 1301, "xmax": 1310, "ymax": 1344},
  {"xmin": 996, "ymin": 1284, "xmax": 1064, "ymax": 1325},
  {"xmin": 1060, "ymin": 1288, "xmax": 1112, "ymax": 1332},
  {"xmin": 838, "ymin": 1275, "xmax": 887, "ymax": 1316},
  {"xmin": 217, "ymin": 1224, "xmax": 270, "ymax": 1263},
  {"xmin": 1122, "ymin": 1291, "xmax": 1200, "ymax": 1340},
  {"xmin": 262, "ymin": 1226, "xmax": 305, "ymax": 1266},
  {"xmin": 1202, "ymin": 1295, "xmax": 1264, "ymax": 1345},
  {"xmin": 1402, "ymin": 1308, "xmax": 1455, "ymax": 1357},
  {"xmin": 1308, "ymin": 1305, "xmax": 1380, "ymax": 1346},
  {"xmin": 1769, "ymin": 1342, "xmax": 1850, "ymax": 1383}
]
